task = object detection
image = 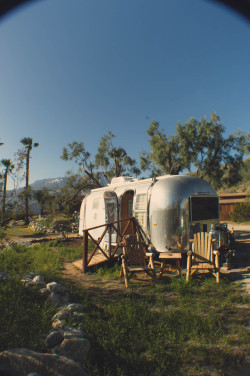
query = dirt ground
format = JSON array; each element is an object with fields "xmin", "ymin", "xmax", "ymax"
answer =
[
  {"xmin": 3, "ymin": 223, "xmax": 250, "ymax": 293},
  {"xmin": 60, "ymin": 223, "xmax": 250, "ymax": 295}
]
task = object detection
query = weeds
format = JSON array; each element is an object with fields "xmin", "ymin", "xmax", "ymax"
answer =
[
  {"xmin": 0, "ymin": 243, "xmax": 249, "ymax": 376},
  {"xmin": 82, "ymin": 276, "xmax": 250, "ymax": 376},
  {"xmin": 96, "ymin": 264, "xmax": 121, "ymax": 279},
  {"xmin": 0, "ymin": 277, "xmax": 56, "ymax": 352}
]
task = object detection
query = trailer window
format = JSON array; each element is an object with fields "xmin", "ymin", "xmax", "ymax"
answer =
[
  {"xmin": 92, "ymin": 198, "xmax": 99, "ymax": 209},
  {"xmin": 135, "ymin": 194, "xmax": 147, "ymax": 210},
  {"xmin": 106, "ymin": 202, "xmax": 115, "ymax": 222},
  {"xmin": 190, "ymin": 196, "xmax": 219, "ymax": 221},
  {"xmin": 135, "ymin": 212, "xmax": 147, "ymax": 229},
  {"xmin": 134, "ymin": 193, "xmax": 147, "ymax": 230},
  {"xmin": 128, "ymin": 199, "xmax": 133, "ymax": 217}
]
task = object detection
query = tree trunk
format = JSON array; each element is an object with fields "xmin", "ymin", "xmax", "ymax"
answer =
[
  {"xmin": 25, "ymin": 149, "xmax": 30, "ymax": 225},
  {"xmin": 1, "ymin": 167, "xmax": 8, "ymax": 226}
]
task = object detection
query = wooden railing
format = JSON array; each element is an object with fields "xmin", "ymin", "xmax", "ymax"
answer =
[{"xmin": 82, "ymin": 217, "xmax": 146, "ymax": 273}]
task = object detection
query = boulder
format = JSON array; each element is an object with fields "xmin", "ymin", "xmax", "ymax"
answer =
[
  {"xmin": 45, "ymin": 330, "xmax": 64, "ymax": 348},
  {"xmin": 52, "ymin": 308, "xmax": 70, "ymax": 321},
  {"xmin": 22, "ymin": 273, "xmax": 36, "ymax": 281},
  {"xmin": 32, "ymin": 275, "xmax": 45, "ymax": 284},
  {"xmin": 47, "ymin": 292, "xmax": 68, "ymax": 307},
  {"xmin": 39, "ymin": 287, "xmax": 50, "ymax": 298},
  {"xmin": 52, "ymin": 319, "xmax": 65, "ymax": 329},
  {"xmin": 0, "ymin": 348, "xmax": 89, "ymax": 376},
  {"xmin": 46, "ymin": 282, "xmax": 67, "ymax": 295},
  {"xmin": 64, "ymin": 327, "xmax": 86, "ymax": 339},
  {"xmin": 65, "ymin": 304, "xmax": 83, "ymax": 312},
  {"xmin": 31, "ymin": 276, "xmax": 46, "ymax": 289},
  {"xmin": 58, "ymin": 338, "xmax": 90, "ymax": 363}
]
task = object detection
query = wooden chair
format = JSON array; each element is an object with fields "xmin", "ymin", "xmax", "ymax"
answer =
[
  {"xmin": 120, "ymin": 234, "xmax": 156, "ymax": 288},
  {"xmin": 186, "ymin": 232, "xmax": 220, "ymax": 283}
]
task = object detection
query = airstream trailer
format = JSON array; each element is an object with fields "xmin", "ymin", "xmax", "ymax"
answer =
[{"xmin": 79, "ymin": 174, "xmax": 221, "ymax": 253}]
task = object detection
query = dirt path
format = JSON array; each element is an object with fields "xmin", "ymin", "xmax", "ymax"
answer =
[
  {"xmin": 222, "ymin": 224, "xmax": 250, "ymax": 294},
  {"xmin": 62, "ymin": 261, "xmax": 156, "ymax": 298},
  {"xmin": 4, "ymin": 223, "xmax": 250, "ymax": 293},
  {"xmin": 61, "ymin": 223, "xmax": 250, "ymax": 294}
]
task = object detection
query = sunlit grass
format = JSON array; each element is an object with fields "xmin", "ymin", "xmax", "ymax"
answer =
[{"xmin": 5, "ymin": 224, "xmax": 38, "ymax": 237}]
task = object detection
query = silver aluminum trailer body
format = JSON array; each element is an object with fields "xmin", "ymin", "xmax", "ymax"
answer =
[{"xmin": 79, "ymin": 175, "xmax": 219, "ymax": 253}]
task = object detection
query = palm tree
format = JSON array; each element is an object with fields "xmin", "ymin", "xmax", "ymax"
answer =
[
  {"xmin": 20, "ymin": 137, "xmax": 39, "ymax": 224},
  {"xmin": 1, "ymin": 159, "xmax": 14, "ymax": 226}
]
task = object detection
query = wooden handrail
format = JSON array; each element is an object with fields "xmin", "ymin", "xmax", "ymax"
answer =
[
  {"xmin": 82, "ymin": 217, "xmax": 146, "ymax": 273},
  {"xmin": 82, "ymin": 216, "xmax": 134, "ymax": 232}
]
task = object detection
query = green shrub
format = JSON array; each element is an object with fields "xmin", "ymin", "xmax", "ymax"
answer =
[
  {"xmin": 51, "ymin": 218, "xmax": 72, "ymax": 227},
  {"xmin": 230, "ymin": 202, "xmax": 250, "ymax": 222}
]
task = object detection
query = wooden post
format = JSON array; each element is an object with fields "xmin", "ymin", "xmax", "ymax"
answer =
[
  {"xmin": 83, "ymin": 230, "xmax": 88, "ymax": 273},
  {"xmin": 108, "ymin": 224, "xmax": 111, "ymax": 258},
  {"xmin": 215, "ymin": 250, "xmax": 220, "ymax": 283},
  {"xmin": 186, "ymin": 251, "xmax": 192, "ymax": 282}
]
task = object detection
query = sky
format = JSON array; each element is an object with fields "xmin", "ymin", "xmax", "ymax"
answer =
[{"xmin": 0, "ymin": 0, "xmax": 249, "ymax": 188}]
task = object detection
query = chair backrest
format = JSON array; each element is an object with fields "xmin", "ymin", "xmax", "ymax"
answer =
[
  {"xmin": 193, "ymin": 232, "xmax": 213, "ymax": 263},
  {"xmin": 123, "ymin": 234, "xmax": 146, "ymax": 266}
]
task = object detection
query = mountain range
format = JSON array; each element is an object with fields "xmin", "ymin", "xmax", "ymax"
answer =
[
  {"xmin": 29, "ymin": 177, "xmax": 67, "ymax": 191},
  {"xmin": 6, "ymin": 177, "xmax": 67, "ymax": 214}
]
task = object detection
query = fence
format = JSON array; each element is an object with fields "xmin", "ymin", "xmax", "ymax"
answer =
[{"xmin": 82, "ymin": 217, "xmax": 146, "ymax": 272}]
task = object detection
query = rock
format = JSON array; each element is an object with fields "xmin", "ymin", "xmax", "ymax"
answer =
[
  {"xmin": 45, "ymin": 330, "xmax": 64, "ymax": 348},
  {"xmin": 51, "ymin": 319, "xmax": 65, "ymax": 329},
  {"xmin": 23, "ymin": 281, "xmax": 35, "ymax": 288},
  {"xmin": 23, "ymin": 272, "xmax": 36, "ymax": 280},
  {"xmin": 58, "ymin": 338, "xmax": 90, "ymax": 363},
  {"xmin": 27, "ymin": 373, "xmax": 42, "ymax": 376},
  {"xmin": 47, "ymin": 292, "xmax": 68, "ymax": 307},
  {"xmin": 65, "ymin": 303, "xmax": 83, "ymax": 312},
  {"xmin": 52, "ymin": 308, "xmax": 70, "ymax": 321},
  {"xmin": 64, "ymin": 327, "xmax": 86, "ymax": 339},
  {"xmin": 39, "ymin": 287, "xmax": 50, "ymax": 298},
  {"xmin": 0, "ymin": 348, "xmax": 89, "ymax": 376},
  {"xmin": 0, "ymin": 272, "xmax": 10, "ymax": 281},
  {"xmin": 46, "ymin": 282, "xmax": 68, "ymax": 295},
  {"xmin": 32, "ymin": 275, "xmax": 45, "ymax": 284}
]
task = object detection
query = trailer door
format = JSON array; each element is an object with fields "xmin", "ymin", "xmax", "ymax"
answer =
[{"xmin": 104, "ymin": 191, "xmax": 118, "ymax": 243}]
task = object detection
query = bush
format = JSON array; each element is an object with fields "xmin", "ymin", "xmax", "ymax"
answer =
[
  {"xmin": 230, "ymin": 202, "xmax": 250, "ymax": 222},
  {"xmin": 51, "ymin": 218, "xmax": 71, "ymax": 227}
]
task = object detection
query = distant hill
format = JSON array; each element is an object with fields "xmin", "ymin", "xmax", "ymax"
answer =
[
  {"xmin": 30, "ymin": 177, "xmax": 67, "ymax": 191},
  {"xmin": 6, "ymin": 177, "xmax": 67, "ymax": 214},
  {"xmin": 218, "ymin": 158, "xmax": 250, "ymax": 194}
]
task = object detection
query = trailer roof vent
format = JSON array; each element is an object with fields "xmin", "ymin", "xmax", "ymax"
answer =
[{"xmin": 110, "ymin": 176, "xmax": 138, "ymax": 185}]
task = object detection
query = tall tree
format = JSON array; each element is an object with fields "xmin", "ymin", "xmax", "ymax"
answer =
[
  {"xmin": 19, "ymin": 137, "xmax": 39, "ymax": 224},
  {"xmin": 140, "ymin": 121, "xmax": 187, "ymax": 176},
  {"xmin": 61, "ymin": 133, "xmax": 140, "ymax": 210},
  {"xmin": 1, "ymin": 159, "xmax": 14, "ymax": 226},
  {"xmin": 95, "ymin": 132, "xmax": 140, "ymax": 180},
  {"xmin": 33, "ymin": 188, "xmax": 52, "ymax": 216},
  {"xmin": 142, "ymin": 114, "xmax": 249, "ymax": 189},
  {"xmin": 176, "ymin": 113, "xmax": 249, "ymax": 189}
]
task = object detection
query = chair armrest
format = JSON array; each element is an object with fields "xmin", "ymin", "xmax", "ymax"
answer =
[
  {"xmin": 145, "ymin": 252, "xmax": 154, "ymax": 257},
  {"xmin": 213, "ymin": 250, "xmax": 220, "ymax": 256},
  {"xmin": 187, "ymin": 251, "xmax": 193, "ymax": 256}
]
